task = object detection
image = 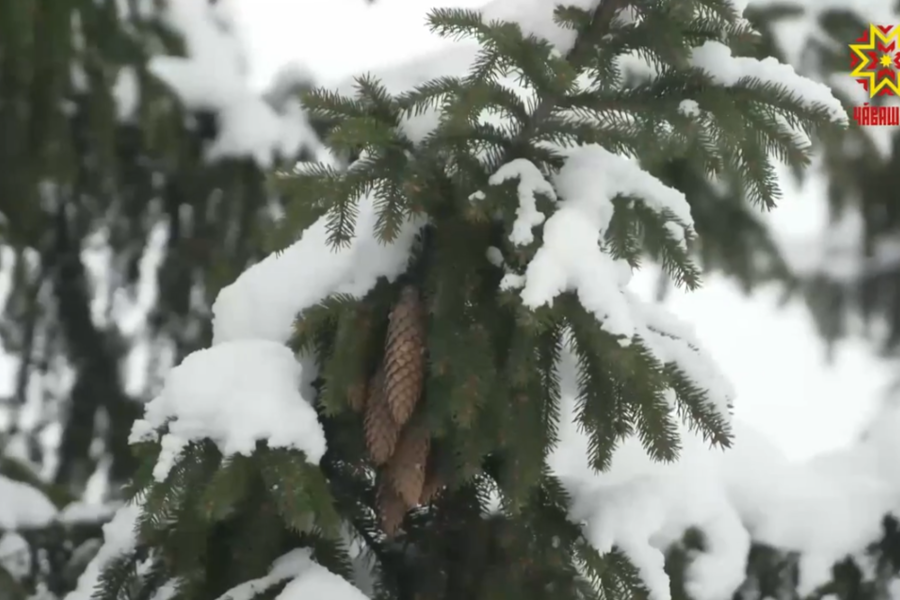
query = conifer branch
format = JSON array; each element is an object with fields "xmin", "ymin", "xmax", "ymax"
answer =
[{"xmin": 516, "ymin": 0, "xmax": 631, "ymax": 150}]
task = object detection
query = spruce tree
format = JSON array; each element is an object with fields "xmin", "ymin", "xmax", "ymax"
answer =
[{"xmin": 73, "ymin": 1, "xmax": 847, "ymax": 600}]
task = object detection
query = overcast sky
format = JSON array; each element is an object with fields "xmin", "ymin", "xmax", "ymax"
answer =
[{"xmin": 234, "ymin": 0, "xmax": 891, "ymax": 461}]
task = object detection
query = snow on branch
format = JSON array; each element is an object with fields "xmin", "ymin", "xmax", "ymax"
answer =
[
  {"xmin": 0, "ymin": 475, "xmax": 57, "ymax": 531},
  {"xmin": 0, "ymin": 472, "xmax": 123, "ymax": 590},
  {"xmin": 630, "ymin": 300, "xmax": 734, "ymax": 420},
  {"xmin": 212, "ymin": 549, "xmax": 369, "ymax": 600},
  {"xmin": 689, "ymin": 41, "xmax": 846, "ymax": 124},
  {"xmin": 66, "ymin": 504, "xmax": 142, "ymax": 600},
  {"xmin": 212, "ymin": 194, "xmax": 425, "ymax": 345},
  {"xmin": 488, "ymin": 158, "xmax": 557, "ymax": 246},
  {"xmin": 129, "ymin": 340, "xmax": 327, "ymax": 482},
  {"xmin": 149, "ymin": 0, "xmax": 320, "ymax": 165},
  {"xmin": 553, "ymin": 352, "xmax": 900, "ymax": 600},
  {"xmin": 501, "ymin": 145, "xmax": 694, "ymax": 335},
  {"xmin": 486, "ymin": 147, "xmax": 732, "ymax": 433}
]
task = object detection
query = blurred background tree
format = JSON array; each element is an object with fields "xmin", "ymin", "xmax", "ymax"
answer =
[{"xmin": 0, "ymin": 1, "xmax": 321, "ymax": 596}]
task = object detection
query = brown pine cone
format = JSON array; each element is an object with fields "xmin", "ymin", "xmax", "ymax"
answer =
[
  {"xmin": 377, "ymin": 480, "xmax": 407, "ymax": 538},
  {"xmin": 383, "ymin": 286, "xmax": 426, "ymax": 426},
  {"xmin": 386, "ymin": 425, "xmax": 430, "ymax": 508},
  {"xmin": 364, "ymin": 369, "xmax": 399, "ymax": 465}
]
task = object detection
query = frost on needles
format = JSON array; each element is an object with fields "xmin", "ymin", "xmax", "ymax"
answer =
[{"xmin": 75, "ymin": 1, "xmax": 845, "ymax": 600}]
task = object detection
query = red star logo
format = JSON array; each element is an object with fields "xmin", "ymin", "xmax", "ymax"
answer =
[{"xmin": 850, "ymin": 24, "xmax": 900, "ymax": 97}]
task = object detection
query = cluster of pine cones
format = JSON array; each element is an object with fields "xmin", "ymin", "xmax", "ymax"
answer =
[{"xmin": 355, "ymin": 285, "xmax": 441, "ymax": 536}]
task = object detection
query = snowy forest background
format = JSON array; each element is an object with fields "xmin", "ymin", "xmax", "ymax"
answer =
[{"xmin": 1, "ymin": 0, "xmax": 900, "ymax": 599}]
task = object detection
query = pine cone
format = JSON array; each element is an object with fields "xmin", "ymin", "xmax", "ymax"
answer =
[
  {"xmin": 377, "ymin": 480, "xmax": 407, "ymax": 538},
  {"xmin": 364, "ymin": 370, "xmax": 399, "ymax": 465},
  {"xmin": 386, "ymin": 425, "xmax": 430, "ymax": 508},
  {"xmin": 383, "ymin": 285, "xmax": 426, "ymax": 426}
]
